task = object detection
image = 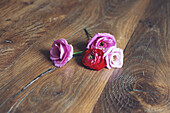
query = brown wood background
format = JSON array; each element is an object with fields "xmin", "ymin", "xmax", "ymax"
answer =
[{"xmin": 0, "ymin": 0, "xmax": 169, "ymax": 113}]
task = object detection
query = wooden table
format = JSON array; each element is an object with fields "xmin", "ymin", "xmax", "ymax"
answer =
[{"xmin": 0, "ymin": 0, "xmax": 169, "ymax": 113}]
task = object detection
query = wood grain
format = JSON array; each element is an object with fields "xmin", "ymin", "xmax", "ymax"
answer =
[
  {"xmin": 92, "ymin": 0, "xmax": 170, "ymax": 113},
  {"xmin": 0, "ymin": 0, "xmax": 169, "ymax": 113}
]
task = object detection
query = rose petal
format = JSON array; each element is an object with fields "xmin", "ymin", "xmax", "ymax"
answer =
[
  {"xmin": 50, "ymin": 46, "xmax": 60, "ymax": 60},
  {"xmin": 67, "ymin": 44, "xmax": 73, "ymax": 61},
  {"xmin": 59, "ymin": 44, "xmax": 73, "ymax": 65},
  {"xmin": 59, "ymin": 44, "xmax": 65, "ymax": 59},
  {"xmin": 51, "ymin": 46, "xmax": 59, "ymax": 56},
  {"xmin": 87, "ymin": 33, "xmax": 117, "ymax": 52},
  {"xmin": 87, "ymin": 33, "xmax": 99, "ymax": 49}
]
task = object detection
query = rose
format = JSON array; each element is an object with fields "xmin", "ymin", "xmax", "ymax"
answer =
[
  {"xmin": 50, "ymin": 39, "xmax": 73, "ymax": 67},
  {"xmin": 104, "ymin": 47, "xmax": 123, "ymax": 69},
  {"xmin": 81, "ymin": 49, "xmax": 106, "ymax": 71},
  {"xmin": 86, "ymin": 33, "xmax": 116, "ymax": 52}
]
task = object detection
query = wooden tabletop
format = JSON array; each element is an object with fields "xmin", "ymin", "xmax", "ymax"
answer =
[{"xmin": 0, "ymin": 0, "xmax": 169, "ymax": 113}]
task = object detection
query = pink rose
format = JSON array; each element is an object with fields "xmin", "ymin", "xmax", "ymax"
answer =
[
  {"xmin": 104, "ymin": 47, "xmax": 123, "ymax": 69},
  {"xmin": 87, "ymin": 33, "xmax": 116, "ymax": 52},
  {"xmin": 50, "ymin": 39, "xmax": 73, "ymax": 67}
]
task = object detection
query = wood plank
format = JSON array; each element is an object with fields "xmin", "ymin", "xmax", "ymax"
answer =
[
  {"xmin": 0, "ymin": 0, "xmax": 150, "ymax": 112},
  {"xmin": 0, "ymin": 0, "xmax": 51, "ymax": 71},
  {"xmin": 0, "ymin": 0, "xmax": 90, "ymax": 72},
  {"xmin": 92, "ymin": 0, "xmax": 170, "ymax": 113}
]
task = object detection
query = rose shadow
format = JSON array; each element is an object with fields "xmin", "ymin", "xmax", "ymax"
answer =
[
  {"xmin": 40, "ymin": 49, "xmax": 51, "ymax": 61},
  {"xmin": 73, "ymin": 29, "xmax": 94, "ymax": 70},
  {"xmin": 73, "ymin": 41, "xmax": 87, "ymax": 67}
]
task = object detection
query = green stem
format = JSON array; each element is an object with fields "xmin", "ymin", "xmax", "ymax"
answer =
[
  {"xmin": 73, "ymin": 51, "xmax": 84, "ymax": 55},
  {"xmin": 84, "ymin": 29, "xmax": 92, "ymax": 39}
]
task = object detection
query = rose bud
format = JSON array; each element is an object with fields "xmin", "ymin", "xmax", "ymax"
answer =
[
  {"xmin": 81, "ymin": 49, "xmax": 106, "ymax": 71},
  {"xmin": 50, "ymin": 39, "xmax": 73, "ymax": 67},
  {"xmin": 87, "ymin": 33, "xmax": 116, "ymax": 52}
]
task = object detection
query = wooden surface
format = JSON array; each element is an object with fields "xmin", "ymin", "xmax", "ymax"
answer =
[
  {"xmin": 0, "ymin": 0, "xmax": 169, "ymax": 113},
  {"xmin": 92, "ymin": 0, "xmax": 170, "ymax": 113}
]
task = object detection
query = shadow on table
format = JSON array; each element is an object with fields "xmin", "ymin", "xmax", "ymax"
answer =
[{"xmin": 40, "ymin": 49, "xmax": 51, "ymax": 61}]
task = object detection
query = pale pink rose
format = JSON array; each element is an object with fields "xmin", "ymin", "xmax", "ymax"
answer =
[
  {"xmin": 87, "ymin": 33, "xmax": 116, "ymax": 52},
  {"xmin": 104, "ymin": 47, "xmax": 123, "ymax": 69},
  {"xmin": 50, "ymin": 39, "xmax": 73, "ymax": 67}
]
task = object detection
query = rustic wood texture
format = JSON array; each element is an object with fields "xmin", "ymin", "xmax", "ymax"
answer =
[
  {"xmin": 92, "ymin": 0, "xmax": 170, "ymax": 113},
  {"xmin": 0, "ymin": 0, "xmax": 169, "ymax": 113}
]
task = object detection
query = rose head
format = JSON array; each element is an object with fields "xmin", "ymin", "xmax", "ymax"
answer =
[
  {"xmin": 87, "ymin": 33, "xmax": 116, "ymax": 52},
  {"xmin": 104, "ymin": 47, "xmax": 123, "ymax": 69},
  {"xmin": 50, "ymin": 39, "xmax": 73, "ymax": 67},
  {"xmin": 81, "ymin": 49, "xmax": 106, "ymax": 71}
]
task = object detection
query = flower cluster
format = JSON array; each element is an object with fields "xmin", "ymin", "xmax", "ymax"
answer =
[{"xmin": 50, "ymin": 32, "xmax": 123, "ymax": 71}]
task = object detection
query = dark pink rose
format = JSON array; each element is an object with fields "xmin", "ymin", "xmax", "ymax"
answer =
[
  {"xmin": 87, "ymin": 33, "xmax": 116, "ymax": 52},
  {"xmin": 50, "ymin": 39, "xmax": 73, "ymax": 67},
  {"xmin": 104, "ymin": 47, "xmax": 123, "ymax": 69}
]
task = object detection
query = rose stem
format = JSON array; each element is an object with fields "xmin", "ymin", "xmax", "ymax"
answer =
[
  {"xmin": 84, "ymin": 29, "xmax": 92, "ymax": 39},
  {"xmin": 73, "ymin": 51, "xmax": 84, "ymax": 55}
]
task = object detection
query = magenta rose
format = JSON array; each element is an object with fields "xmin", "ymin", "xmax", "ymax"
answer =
[
  {"xmin": 50, "ymin": 39, "xmax": 73, "ymax": 67},
  {"xmin": 87, "ymin": 33, "xmax": 116, "ymax": 52},
  {"xmin": 104, "ymin": 47, "xmax": 123, "ymax": 69}
]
